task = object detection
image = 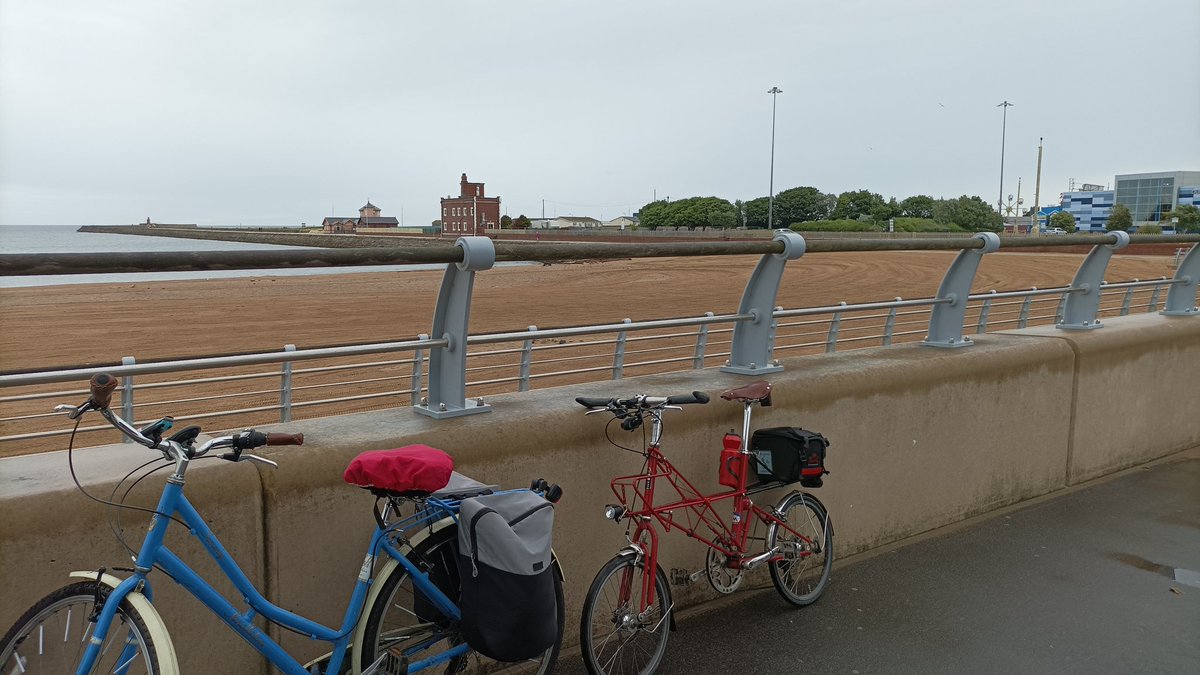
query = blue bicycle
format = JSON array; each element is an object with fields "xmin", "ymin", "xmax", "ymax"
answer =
[{"xmin": 0, "ymin": 374, "xmax": 564, "ymax": 674}]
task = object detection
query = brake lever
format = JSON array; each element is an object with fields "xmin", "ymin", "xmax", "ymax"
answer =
[
  {"xmin": 584, "ymin": 408, "xmax": 609, "ymax": 416},
  {"xmin": 55, "ymin": 402, "xmax": 92, "ymax": 421},
  {"xmin": 240, "ymin": 454, "xmax": 278, "ymax": 469}
]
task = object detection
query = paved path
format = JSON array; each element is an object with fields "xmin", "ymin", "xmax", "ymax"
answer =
[{"xmin": 558, "ymin": 450, "xmax": 1200, "ymax": 674}]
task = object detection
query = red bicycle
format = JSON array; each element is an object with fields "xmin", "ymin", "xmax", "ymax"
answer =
[{"xmin": 575, "ymin": 381, "xmax": 833, "ymax": 675}]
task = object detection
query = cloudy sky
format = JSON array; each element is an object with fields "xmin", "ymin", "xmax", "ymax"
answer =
[{"xmin": 2, "ymin": 0, "xmax": 1197, "ymax": 226}]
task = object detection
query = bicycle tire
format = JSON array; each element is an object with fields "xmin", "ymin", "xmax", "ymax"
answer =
[
  {"xmin": 767, "ymin": 491, "xmax": 834, "ymax": 606},
  {"xmin": 0, "ymin": 581, "xmax": 161, "ymax": 674},
  {"xmin": 358, "ymin": 526, "xmax": 564, "ymax": 675},
  {"xmin": 579, "ymin": 553, "xmax": 672, "ymax": 675}
]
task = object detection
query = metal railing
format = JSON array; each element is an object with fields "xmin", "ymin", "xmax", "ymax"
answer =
[{"xmin": 1, "ymin": 231, "xmax": 1197, "ymax": 450}]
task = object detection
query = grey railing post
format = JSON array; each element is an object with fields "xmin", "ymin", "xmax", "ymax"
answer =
[
  {"xmin": 1058, "ymin": 231, "xmax": 1129, "ymax": 330},
  {"xmin": 1018, "ymin": 288, "xmax": 1035, "ymax": 328},
  {"xmin": 922, "ymin": 231, "xmax": 1000, "ymax": 348},
  {"xmin": 415, "ymin": 237, "xmax": 495, "ymax": 419},
  {"xmin": 825, "ymin": 302, "xmax": 846, "ymax": 353},
  {"xmin": 1120, "ymin": 281, "xmax": 1137, "ymax": 316},
  {"xmin": 280, "ymin": 344, "xmax": 295, "ymax": 423},
  {"xmin": 1161, "ymin": 243, "xmax": 1200, "ymax": 316},
  {"xmin": 976, "ymin": 290, "xmax": 997, "ymax": 334},
  {"xmin": 411, "ymin": 333, "xmax": 428, "ymax": 405},
  {"xmin": 1147, "ymin": 282, "xmax": 1163, "ymax": 312},
  {"xmin": 693, "ymin": 312, "xmax": 713, "ymax": 369},
  {"xmin": 722, "ymin": 230, "xmax": 805, "ymax": 374},
  {"xmin": 121, "ymin": 356, "xmax": 135, "ymax": 443},
  {"xmin": 883, "ymin": 298, "xmax": 901, "ymax": 346},
  {"xmin": 519, "ymin": 326, "xmax": 536, "ymax": 392},
  {"xmin": 612, "ymin": 318, "xmax": 632, "ymax": 380}
]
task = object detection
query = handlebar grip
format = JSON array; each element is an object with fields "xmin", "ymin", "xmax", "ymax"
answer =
[
  {"xmin": 89, "ymin": 373, "xmax": 119, "ymax": 409},
  {"xmin": 575, "ymin": 396, "xmax": 613, "ymax": 409},
  {"xmin": 666, "ymin": 391, "xmax": 710, "ymax": 405},
  {"xmin": 265, "ymin": 433, "xmax": 304, "ymax": 446}
]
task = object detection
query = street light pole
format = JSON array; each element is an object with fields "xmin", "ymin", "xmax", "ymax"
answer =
[
  {"xmin": 997, "ymin": 100, "xmax": 1013, "ymax": 213},
  {"xmin": 768, "ymin": 86, "xmax": 782, "ymax": 229}
]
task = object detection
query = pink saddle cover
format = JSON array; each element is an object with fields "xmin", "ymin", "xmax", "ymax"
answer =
[{"xmin": 343, "ymin": 445, "xmax": 454, "ymax": 494}]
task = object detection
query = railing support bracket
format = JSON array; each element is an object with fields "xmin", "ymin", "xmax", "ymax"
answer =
[
  {"xmin": 922, "ymin": 232, "xmax": 1000, "ymax": 348},
  {"xmin": 415, "ymin": 237, "xmax": 495, "ymax": 419},
  {"xmin": 1058, "ymin": 231, "xmax": 1128, "ymax": 330},
  {"xmin": 1161, "ymin": 243, "xmax": 1199, "ymax": 316},
  {"xmin": 722, "ymin": 230, "xmax": 805, "ymax": 375}
]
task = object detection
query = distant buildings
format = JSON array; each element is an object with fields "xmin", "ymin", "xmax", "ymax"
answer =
[
  {"xmin": 321, "ymin": 202, "xmax": 399, "ymax": 233},
  {"xmin": 441, "ymin": 174, "xmax": 501, "ymax": 236},
  {"xmin": 1059, "ymin": 170, "xmax": 1200, "ymax": 231}
]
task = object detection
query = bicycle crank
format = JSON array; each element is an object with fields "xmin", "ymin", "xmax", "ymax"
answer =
[{"xmin": 705, "ymin": 547, "xmax": 744, "ymax": 594}]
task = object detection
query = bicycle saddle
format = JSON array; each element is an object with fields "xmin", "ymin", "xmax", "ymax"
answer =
[
  {"xmin": 343, "ymin": 445, "xmax": 454, "ymax": 495},
  {"xmin": 719, "ymin": 380, "xmax": 772, "ymax": 406}
]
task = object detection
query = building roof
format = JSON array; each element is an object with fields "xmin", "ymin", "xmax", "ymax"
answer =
[
  {"xmin": 360, "ymin": 202, "xmax": 378, "ymax": 210},
  {"xmin": 358, "ymin": 217, "xmax": 399, "ymax": 226}
]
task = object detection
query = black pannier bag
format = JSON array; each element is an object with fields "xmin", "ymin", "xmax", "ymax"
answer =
[
  {"xmin": 456, "ymin": 491, "xmax": 557, "ymax": 661},
  {"xmin": 751, "ymin": 426, "xmax": 830, "ymax": 488}
]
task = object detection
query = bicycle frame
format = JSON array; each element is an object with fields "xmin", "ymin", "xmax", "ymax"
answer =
[
  {"xmin": 610, "ymin": 403, "xmax": 815, "ymax": 614},
  {"xmin": 77, "ymin": 480, "xmax": 466, "ymax": 675}
]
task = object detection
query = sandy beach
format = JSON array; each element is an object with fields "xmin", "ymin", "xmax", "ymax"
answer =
[
  {"xmin": 0, "ymin": 250, "xmax": 1179, "ymax": 457},
  {"xmin": 0, "ymin": 250, "xmax": 1178, "ymax": 370}
]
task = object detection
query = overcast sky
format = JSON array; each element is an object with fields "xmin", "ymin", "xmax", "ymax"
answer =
[{"xmin": 2, "ymin": 0, "xmax": 1197, "ymax": 226}]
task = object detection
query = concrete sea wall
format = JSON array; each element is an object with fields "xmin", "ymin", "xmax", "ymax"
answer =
[{"xmin": 1, "ymin": 313, "xmax": 1197, "ymax": 672}]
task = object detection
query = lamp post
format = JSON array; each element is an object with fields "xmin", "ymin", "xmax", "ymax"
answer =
[
  {"xmin": 768, "ymin": 86, "xmax": 782, "ymax": 229},
  {"xmin": 997, "ymin": 100, "xmax": 1013, "ymax": 213}
]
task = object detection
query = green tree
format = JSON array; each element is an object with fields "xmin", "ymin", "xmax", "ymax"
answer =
[
  {"xmin": 1106, "ymin": 203, "xmax": 1133, "ymax": 231},
  {"xmin": 743, "ymin": 197, "xmax": 770, "ymax": 228},
  {"xmin": 1162, "ymin": 204, "xmax": 1200, "ymax": 232},
  {"xmin": 773, "ymin": 186, "xmax": 836, "ymax": 225},
  {"xmin": 830, "ymin": 190, "xmax": 886, "ymax": 221},
  {"xmin": 932, "ymin": 195, "xmax": 1003, "ymax": 231},
  {"xmin": 512, "ymin": 214, "xmax": 532, "ymax": 229},
  {"xmin": 899, "ymin": 195, "xmax": 936, "ymax": 219},
  {"xmin": 636, "ymin": 197, "xmax": 738, "ymax": 230},
  {"xmin": 500, "ymin": 214, "xmax": 513, "ymax": 228},
  {"xmin": 1049, "ymin": 210, "xmax": 1077, "ymax": 233}
]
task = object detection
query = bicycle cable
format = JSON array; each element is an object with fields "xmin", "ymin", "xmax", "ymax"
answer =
[
  {"xmin": 604, "ymin": 416, "xmax": 646, "ymax": 456},
  {"xmin": 106, "ymin": 456, "xmax": 168, "ymax": 559},
  {"xmin": 66, "ymin": 417, "xmax": 191, "ymax": 530}
]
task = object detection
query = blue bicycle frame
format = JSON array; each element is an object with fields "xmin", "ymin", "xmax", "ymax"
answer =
[{"xmin": 76, "ymin": 481, "xmax": 473, "ymax": 675}]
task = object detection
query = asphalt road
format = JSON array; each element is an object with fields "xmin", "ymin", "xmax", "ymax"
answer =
[{"xmin": 557, "ymin": 450, "xmax": 1200, "ymax": 674}]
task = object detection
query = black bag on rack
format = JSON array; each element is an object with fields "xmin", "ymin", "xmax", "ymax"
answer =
[
  {"xmin": 456, "ymin": 491, "xmax": 557, "ymax": 661},
  {"xmin": 751, "ymin": 426, "xmax": 830, "ymax": 488}
]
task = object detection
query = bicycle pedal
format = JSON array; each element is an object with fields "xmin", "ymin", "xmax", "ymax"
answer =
[
  {"xmin": 670, "ymin": 568, "xmax": 698, "ymax": 586},
  {"xmin": 380, "ymin": 650, "xmax": 409, "ymax": 675}
]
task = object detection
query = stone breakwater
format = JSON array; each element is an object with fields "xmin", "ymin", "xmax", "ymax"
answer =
[{"xmin": 78, "ymin": 225, "xmax": 439, "ymax": 249}]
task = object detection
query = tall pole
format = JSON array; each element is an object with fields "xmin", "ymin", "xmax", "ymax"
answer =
[
  {"xmin": 1033, "ymin": 137, "xmax": 1044, "ymax": 233},
  {"xmin": 768, "ymin": 86, "xmax": 783, "ymax": 229},
  {"xmin": 997, "ymin": 100, "xmax": 1013, "ymax": 213}
]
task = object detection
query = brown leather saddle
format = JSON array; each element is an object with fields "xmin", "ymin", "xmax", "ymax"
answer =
[{"xmin": 719, "ymin": 380, "xmax": 772, "ymax": 406}]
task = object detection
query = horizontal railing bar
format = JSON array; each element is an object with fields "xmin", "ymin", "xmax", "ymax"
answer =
[
  {"xmin": 0, "ymin": 338, "xmax": 445, "ymax": 387},
  {"xmin": 293, "ymin": 358, "xmax": 417, "ymax": 376},
  {"xmin": 469, "ymin": 313, "xmax": 750, "ymax": 345},
  {"xmin": 291, "ymin": 390, "xmax": 410, "ymax": 409}
]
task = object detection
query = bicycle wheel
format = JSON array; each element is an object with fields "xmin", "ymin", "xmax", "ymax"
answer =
[
  {"xmin": 767, "ymin": 491, "xmax": 834, "ymax": 606},
  {"xmin": 359, "ymin": 527, "xmax": 563, "ymax": 675},
  {"xmin": 0, "ymin": 581, "xmax": 161, "ymax": 674},
  {"xmin": 579, "ymin": 553, "xmax": 672, "ymax": 675}
]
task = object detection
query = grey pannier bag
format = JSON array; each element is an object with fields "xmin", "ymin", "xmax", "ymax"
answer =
[{"xmin": 456, "ymin": 490, "xmax": 556, "ymax": 661}]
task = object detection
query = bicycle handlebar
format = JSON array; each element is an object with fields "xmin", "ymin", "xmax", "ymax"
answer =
[
  {"xmin": 62, "ymin": 373, "xmax": 303, "ymax": 465},
  {"xmin": 574, "ymin": 391, "xmax": 710, "ymax": 411}
]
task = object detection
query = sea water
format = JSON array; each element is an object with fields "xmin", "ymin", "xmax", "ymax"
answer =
[{"xmin": 0, "ymin": 226, "xmax": 455, "ymax": 287}]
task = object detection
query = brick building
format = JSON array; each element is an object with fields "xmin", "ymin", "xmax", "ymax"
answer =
[{"xmin": 440, "ymin": 173, "xmax": 501, "ymax": 235}]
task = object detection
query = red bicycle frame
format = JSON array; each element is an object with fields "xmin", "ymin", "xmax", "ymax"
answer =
[{"xmin": 610, "ymin": 400, "xmax": 815, "ymax": 613}]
